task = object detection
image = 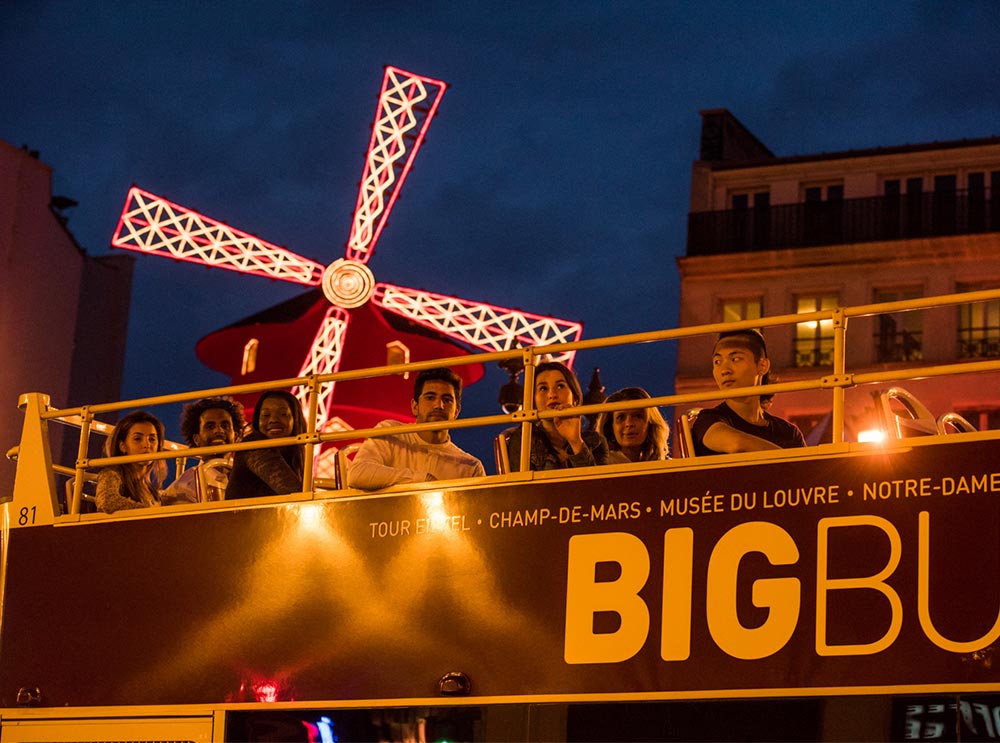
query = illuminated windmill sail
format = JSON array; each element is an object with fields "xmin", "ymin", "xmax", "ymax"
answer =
[{"xmin": 112, "ymin": 66, "xmax": 583, "ymax": 435}]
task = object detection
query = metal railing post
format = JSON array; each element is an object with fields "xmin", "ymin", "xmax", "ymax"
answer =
[
  {"xmin": 302, "ymin": 376, "xmax": 319, "ymax": 492},
  {"xmin": 71, "ymin": 407, "xmax": 93, "ymax": 516},
  {"xmin": 831, "ymin": 309, "xmax": 847, "ymax": 444},
  {"xmin": 519, "ymin": 349, "xmax": 536, "ymax": 473}
]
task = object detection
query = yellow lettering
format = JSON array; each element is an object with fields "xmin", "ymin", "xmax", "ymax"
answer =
[
  {"xmin": 565, "ymin": 532, "xmax": 650, "ymax": 664},
  {"xmin": 816, "ymin": 515, "xmax": 902, "ymax": 656},
  {"xmin": 661, "ymin": 528, "xmax": 694, "ymax": 661},
  {"xmin": 918, "ymin": 511, "xmax": 1000, "ymax": 652},
  {"xmin": 706, "ymin": 522, "xmax": 800, "ymax": 660}
]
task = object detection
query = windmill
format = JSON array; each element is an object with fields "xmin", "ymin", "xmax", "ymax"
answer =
[{"xmin": 110, "ymin": 67, "xmax": 583, "ymax": 463}]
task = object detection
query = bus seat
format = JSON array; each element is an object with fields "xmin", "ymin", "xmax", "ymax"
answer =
[
  {"xmin": 878, "ymin": 387, "xmax": 937, "ymax": 438},
  {"xmin": 197, "ymin": 457, "xmax": 232, "ymax": 501},
  {"xmin": 333, "ymin": 443, "xmax": 362, "ymax": 489},
  {"xmin": 64, "ymin": 472, "xmax": 98, "ymax": 514},
  {"xmin": 494, "ymin": 431, "xmax": 511, "ymax": 474},
  {"xmin": 675, "ymin": 408, "xmax": 702, "ymax": 458},
  {"xmin": 937, "ymin": 412, "xmax": 977, "ymax": 434}
]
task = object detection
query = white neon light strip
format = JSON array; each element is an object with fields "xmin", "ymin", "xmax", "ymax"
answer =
[
  {"xmin": 292, "ymin": 306, "xmax": 350, "ymax": 432},
  {"xmin": 345, "ymin": 67, "xmax": 447, "ymax": 264},
  {"xmin": 374, "ymin": 283, "xmax": 582, "ymax": 364},
  {"xmin": 112, "ymin": 187, "xmax": 324, "ymax": 285}
]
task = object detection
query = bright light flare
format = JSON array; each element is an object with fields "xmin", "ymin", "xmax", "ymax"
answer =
[
  {"xmin": 857, "ymin": 428, "xmax": 887, "ymax": 444},
  {"xmin": 252, "ymin": 680, "xmax": 280, "ymax": 703},
  {"xmin": 421, "ymin": 491, "xmax": 449, "ymax": 530}
]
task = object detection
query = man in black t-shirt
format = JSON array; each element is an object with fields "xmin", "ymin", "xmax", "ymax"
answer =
[{"xmin": 692, "ymin": 329, "xmax": 806, "ymax": 457}]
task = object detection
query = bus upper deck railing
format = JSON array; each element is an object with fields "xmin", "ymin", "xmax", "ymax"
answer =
[{"xmin": 10, "ymin": 287, "xmax": 1000, "ymax": 520}]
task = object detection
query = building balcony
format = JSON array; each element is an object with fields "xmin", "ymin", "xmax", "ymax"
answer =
[{"xmin": 687, "ymin": 190, "xmax": 1000, "ymax": 255}]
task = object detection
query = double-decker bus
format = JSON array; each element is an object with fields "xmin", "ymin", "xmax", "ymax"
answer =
[{"xmin": 3, "ymin": 291, "xmax": 1000, "ymax": 742}]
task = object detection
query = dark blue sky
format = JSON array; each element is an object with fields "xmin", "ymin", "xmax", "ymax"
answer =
[{"xmin": 3, "ymin": 1, "xmax": 1000, "ymax": 454}]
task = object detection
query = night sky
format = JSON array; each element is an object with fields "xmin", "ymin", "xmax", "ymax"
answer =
[{"xmin": 4, "ymin": 1, "xmax": 1000, "ymax": 459}]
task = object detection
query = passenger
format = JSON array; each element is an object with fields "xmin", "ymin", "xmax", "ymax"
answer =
[
  {"xmin": 95, "ymin": 410, "xmax": 166, "ymax": 513},
  {"xmin": 348, "ymin": 367, "xmax": 486, "ymax": 490},
  {"xmin": 161, "ymin": 397, "xmax": 246, "ymax": 505},
  {"xmin": 596, "ymin": 387, "xmax": 670, "ymax": 464},
  {"xmin": 225, "ymin": 390, "xmax": 306, "ymax": 499},
  {"xmin": 692, "ymin": 329, "xmax": 806, "ymax": 456},
  {"xmin": 504, "ymin": 361, "xmax": 610, "ymax": 471}
]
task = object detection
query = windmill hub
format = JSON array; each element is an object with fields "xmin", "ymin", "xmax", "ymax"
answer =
[{"xmin": 322, "ymin": 258, "xmax": 375, "ymax": 309}]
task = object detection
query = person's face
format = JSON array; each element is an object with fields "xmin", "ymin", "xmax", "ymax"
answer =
[
  {"xmin": 258, "ymin": 397, "xmax": 295, "ymax": 439},
  {"xmin": 535, "ymin": 370, "xmax": 575, "ymax": 411},
  {"xmin": 411, "ymin": 380, "xmax": 459, "ymax": 424},
  {"xmin": 118, "ymin": 421, "xmax": 159, "ymax": 458},
  {"xmin": 712, "ymin": 342, "xmax": 770, "ymax": 391},
  {"xmin": 613, "ymin": 409, "xmax": 649, "ymax": 450},
  {"xmin": 193, "ymin": 408, "xmax": 236, "ymax": 451}
]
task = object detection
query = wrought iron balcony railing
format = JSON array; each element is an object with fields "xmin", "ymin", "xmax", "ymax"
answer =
[{"xmin": 687, "ymin": 190, "xmax": 1000, "ymax": 255}]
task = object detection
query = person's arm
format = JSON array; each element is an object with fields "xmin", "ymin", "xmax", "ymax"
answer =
[
  {"xmin": 161, "ymin": 467, "xmax": 199, "ymax": 505},
  {"xmin": 582, "ymin": 431, "xmax": 610, "ymax": 466},
  {"xmin": 347, "ymin": 435, "xmax": 428, "ymax": 490},
  {"xmin": 701, "ymin": 421, "xmax": 782, "ymax": 453},
  {"xmin": 95, "ymin": 468, "xmax": 144, "ymax": 514},
  {"xmin": 243, "ymin": 447, "xmax": 303, "ymax": 495},
  {"xmin": 553, "ymin": 410, "xmax": 586, "ymax": 455},
  {"xmin": 475, "ymin": 459, "xmax": 486, "ymax": 477}
]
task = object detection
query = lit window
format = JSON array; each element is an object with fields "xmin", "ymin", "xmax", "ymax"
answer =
[
  {"xmin": 957, "ymin": 283, "xmax": 1000, "ymax": 359},
  {"xmin": 386, "ymin": 340, "xmax": 411, "ymax": 379},
  {"xmin": 241, "ymin": 338, "xmax": 259, "ymax": 376},
  {"xmin": 794, "ymin": 293, "xmax": 838, "ymax": 367},
  {"xmin": 721, "ymin": 297, "xmax": 762, "ymax": 324}
]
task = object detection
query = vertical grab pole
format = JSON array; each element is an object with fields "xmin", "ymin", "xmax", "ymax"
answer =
[
  {"xmin": 71, "ymin": 407, "xmax": 93, "ymax": 515},
  {"xmin": 519, "ymin": 349, "xmax": 536, "ymax": 474},
  {"xmin": 302, "ymin": 376, "xmax": 319, "ymax": 493},
  {"xmin": 831, "ymin": 308, "xmax": 847, "ymax": 445}
]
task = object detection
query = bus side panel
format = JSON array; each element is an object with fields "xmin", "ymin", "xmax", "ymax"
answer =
[{"xmin": 2, "ymin": 440, "xmax": 1000, "ymax": 707}]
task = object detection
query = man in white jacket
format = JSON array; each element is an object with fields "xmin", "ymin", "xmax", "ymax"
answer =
[{"xmin": 347, "ymin": 367, "xmax": 486, "ymax": 490}]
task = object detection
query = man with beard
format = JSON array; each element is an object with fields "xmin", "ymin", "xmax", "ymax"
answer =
[
  {"xmin": 162, "ymin": 397, "xmax": 246, "ymax": 504},
  {"xmin": 347, "ymin": 367, "xmax": 485, "ymax": 490}
]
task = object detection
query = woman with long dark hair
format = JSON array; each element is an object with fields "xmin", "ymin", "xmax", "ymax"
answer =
[
  {"xmin": 503, "ymin": 361, "xmax": 609, "ymax": 471},
  {"xmin": 95, "ymin": 410, "xmax": 165, "ymax": 513}
]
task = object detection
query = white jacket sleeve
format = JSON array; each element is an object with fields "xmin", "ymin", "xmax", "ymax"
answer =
[{"xmin": 346, "ymin": 429, "xmax": 428, "ymax": 490}]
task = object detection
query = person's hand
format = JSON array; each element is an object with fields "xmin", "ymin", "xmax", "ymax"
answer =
[{"xmin": 552, "ymin": 406, "xmax": 584, "ymax": 450}]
